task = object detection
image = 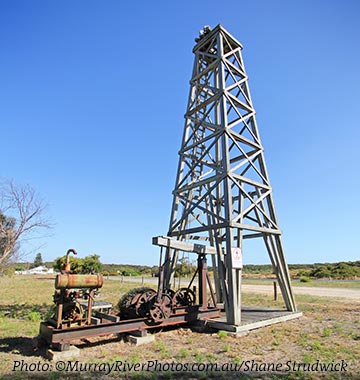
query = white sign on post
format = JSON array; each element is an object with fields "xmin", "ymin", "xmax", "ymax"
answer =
[{"xmin": 231, "ymin": 247, "xmax": 243, "ymax": 269}]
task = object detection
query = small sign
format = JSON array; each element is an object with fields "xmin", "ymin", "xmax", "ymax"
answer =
[{"xmin": 231, "ymin": 247, "xmax": 243, "ymax": 269}]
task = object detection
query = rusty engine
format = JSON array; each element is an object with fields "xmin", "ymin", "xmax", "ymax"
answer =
[{"xmin": 51, "ymin": 249, "xmax": 103, "ymax": 329}]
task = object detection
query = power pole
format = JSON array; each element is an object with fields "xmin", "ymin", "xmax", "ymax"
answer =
[{"xmin": 165, "ymin": 24, "xmax": 296, "ymax": 326}]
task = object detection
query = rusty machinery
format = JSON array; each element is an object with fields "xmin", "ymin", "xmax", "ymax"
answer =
[
  {"xmin": 118, "ymin": 240, "xmax": 216, "ymax": 324},
  {"xmin": 39, "ymin": 244, "xmax": 220, "ymax": 350},
  {"xmin": 52, "ymin": 249, "xmax": 103, "ymax": 329}
]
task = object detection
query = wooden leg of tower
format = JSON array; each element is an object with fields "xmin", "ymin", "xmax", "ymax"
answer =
[{"xmin": 198, "ymin": 254, "xmax": 208, "ymax": 310}]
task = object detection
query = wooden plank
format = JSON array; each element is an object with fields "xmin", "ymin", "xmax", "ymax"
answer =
[
  {"xmin": 207, "ymin": 310, "xmax": 302, "ymax": 332},
  {"xmin": 231, "ymin": 172, "xmax": 270, "ymax": 190},
  {"xmin": 152, "ymin": 236, "xmax": 219, "ymax": 255},
  {"xmin": 170, "ymin": 223, "xmax": 227, "ymax": 238},
  {"xmin": 242, "ymin": 233, "xmax": 264, "ymax": 240},
  {"xmin": 94, "ymin": 311, "xmax": 120, "ymax": 323},
  {"xmin": 79, "ymin": 301, "xmax": 112, "ymax": 311},
  {"xmin": 227, "ymin": 128, "xmax": 261, "ymax": 151},
  {"xmin": 91, "ymin": 317, "xmax": 101, "ymax": 326},
  {"xmin": 176, "ymin": 173, "xmax": 221, "ymax": 194},
  {"xmin": 230, "ymin": 222, "xmax": 281, "ymax": 235}
]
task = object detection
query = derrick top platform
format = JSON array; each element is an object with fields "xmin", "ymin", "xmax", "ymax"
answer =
[{"xmin": 193, "ymin": 24, "xmax": 243, "ymax": 53}]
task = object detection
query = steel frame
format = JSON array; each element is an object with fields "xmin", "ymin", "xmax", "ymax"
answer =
[
  {"xmin": 39, "ymin": 307, "xmax": 220, "ymax": 348},
  {"xmin": 164, "ymin": 24, "xmax": 296, "ymax": 326}
]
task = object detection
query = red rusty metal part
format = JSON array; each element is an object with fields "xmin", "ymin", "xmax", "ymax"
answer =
[
  {"xmin": 64, "ymin": 248, "xmax": 77, "ymax": 272},
  {"xmin": 39, "ymin": 306, "xmax": 221, "ymax": 346},
  {"xmin": 55, "ymin": 274, "xmax": 103, "ymax": 289}
]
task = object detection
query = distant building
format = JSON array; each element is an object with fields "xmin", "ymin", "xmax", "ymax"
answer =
[{"xmin": 15, "ymin": 265, "xmax": 54, "ymax": 275}]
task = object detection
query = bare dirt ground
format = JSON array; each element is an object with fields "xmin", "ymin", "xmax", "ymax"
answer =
[
  {"xmin": 241, "ymin": 284, "xmax": 360, "ymax": 302},
  {"xmin": 113, "ymin": 277, "xmax": 360, "ymax": 302}
]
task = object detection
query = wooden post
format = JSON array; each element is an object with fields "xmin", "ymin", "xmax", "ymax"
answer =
[
  {"xmin": 198, "ymin": 254, "xmax": 208, "ymax": 310},
  {"xmin": 273, "ymin": 281, "xmax": 277, "ymax": 301},
  {"xmin": 87, "ymin": 290, "xmax": 94, "ymax": 325},
  {"xmin": 56, "ymin": 299, "xmax": 63, "ymax": 329}
]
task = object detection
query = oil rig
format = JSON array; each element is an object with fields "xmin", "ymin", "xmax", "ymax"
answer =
[{"xmin": 39, "ymin": 24, "xmax": 301, "ymax": 351}]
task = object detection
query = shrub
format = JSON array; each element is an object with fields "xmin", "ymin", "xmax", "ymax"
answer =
[{"xmin": 300, "ymin": 276, "xmax": 312, "ymax": 283}]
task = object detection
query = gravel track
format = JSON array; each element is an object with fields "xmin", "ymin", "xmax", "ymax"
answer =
[{"xmin": 108, "ymin": 277, "xmax": 360, "ymax": 302}]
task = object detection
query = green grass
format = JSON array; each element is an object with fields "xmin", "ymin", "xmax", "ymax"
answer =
[
  {"xmin": 193, "ymin": 348, "xmax": 206, "ymax": 362},
  {"xmin": 176, "ymin": 348, "xmax": 190, "ymax": 359},
  {"xmin": 217, "ymin": 330, "xmax": 229, "ymax": 339},
  {"xmin": 221, "ymin": 343, "xmax": 231, "ymax": 352},
  {"xmin": 154, "ymin": 341, "xmax": 171, "ymax": 359}
]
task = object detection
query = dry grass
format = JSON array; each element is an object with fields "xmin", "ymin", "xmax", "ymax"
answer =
[{"xmin": 0, "ymin": 276, "xmax": 359, "ymax": 379}]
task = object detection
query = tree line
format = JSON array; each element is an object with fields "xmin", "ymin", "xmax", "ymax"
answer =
[
  {"xmin": 2, "ymin": 178, "xmax": 358, "ymax": 280},
  {"xmin": 297, "ymin": 261, "xmax": 360, "ymax": 280},
  {"xmin": 11, "ymin": 254, "xmax": 360, "ymax": 280}
]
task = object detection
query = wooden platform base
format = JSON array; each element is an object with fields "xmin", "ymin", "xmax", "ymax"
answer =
[{"xmin": 206, "ymin": 306, "xmax": 302, "ymax": 333}]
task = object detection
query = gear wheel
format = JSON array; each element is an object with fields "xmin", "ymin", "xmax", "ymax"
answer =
[
  {"xmin": 148, "ymin": 293, "xmax": 173, "ymax": 323},
  {"xmin": 172, "ymin": 288, "xmax": 196, "ymax": 307},
  {"xmin": 118, "ymin": 287, "xmax": 156, "ymax": 320}
]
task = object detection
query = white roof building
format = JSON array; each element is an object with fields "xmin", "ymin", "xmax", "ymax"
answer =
[{"xmin": 16, "ymin": 265, "xmax": 54, "ymax": 275}]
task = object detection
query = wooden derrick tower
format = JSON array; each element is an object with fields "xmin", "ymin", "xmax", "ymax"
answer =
[{"xmin": 163, "ymin": 24, "xmax": 296, "ymax": 326}]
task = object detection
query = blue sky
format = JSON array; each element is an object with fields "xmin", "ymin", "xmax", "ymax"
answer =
[{"xmin": 1, "ymin": 1, "xmax": 359, "ymax": 266}]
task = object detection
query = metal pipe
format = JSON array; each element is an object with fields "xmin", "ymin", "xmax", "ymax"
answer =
[{"xmin": 64, "ymin": 248, "xmax": 77, "ymax": 272}]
